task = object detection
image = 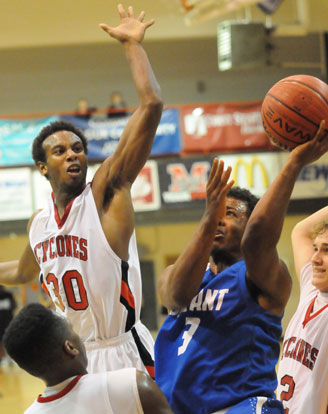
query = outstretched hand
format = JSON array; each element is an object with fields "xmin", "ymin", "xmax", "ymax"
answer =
[
  {"xmin": 206, "ymin": 159, "xmax": 234, "ymax": 224},
  {"xmin": 99, "ymin": 4, "xmax": 154, "ymax": 43},
  {"xmin": 289, "ymin": 120, "xmax": 328, "ymax": 166}
]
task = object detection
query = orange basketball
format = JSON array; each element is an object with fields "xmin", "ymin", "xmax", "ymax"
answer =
[{"xmin": 261, "ymin": 74, "xmax": 328, "ymax": 150}]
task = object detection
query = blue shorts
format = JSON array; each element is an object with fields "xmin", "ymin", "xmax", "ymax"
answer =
[{"xmin": 224, "ymin": 397, "xmax": 284, "ymax": 414}]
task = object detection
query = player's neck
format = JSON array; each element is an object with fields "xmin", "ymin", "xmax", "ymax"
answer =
[
  {"xmin": 53, "ymin": 184, "xmax": 85, "ymax": 216},
  {"xmin": 44, "ymin": 367, "xmax": 87, "ymax": 387}
]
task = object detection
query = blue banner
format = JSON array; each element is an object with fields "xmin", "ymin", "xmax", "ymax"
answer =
[
  {"xmin": 61, "ymin": 108, "xmax": 181, "ymax": 159},
  {"xmin": 0, "ymin": 116, "xmax": 59, "ymax": 166}
]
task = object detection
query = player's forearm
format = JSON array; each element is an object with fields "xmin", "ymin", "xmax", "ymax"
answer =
[
  {"xmin": 123, "ymin": 40, "xmax": 162, "ymax": 107},
  {"xmin": 161, "ymin": 212, "xmax": 217, "ymax": 310},
  {"xmin": 243, "ymin": 158, "xmax": 302, "ymax": 251},
  {"xmin": 292, "ymin": 205, "xmax": 328, "ymax": 240},
  {"xmin": 0, "ymin": 260, "xmax": 22, "ymax": 285}
]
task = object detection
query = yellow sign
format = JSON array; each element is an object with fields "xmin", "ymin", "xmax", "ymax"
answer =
[{"xmin": 232, "ymin": 156, "xmax": 269, "ymax": 188}]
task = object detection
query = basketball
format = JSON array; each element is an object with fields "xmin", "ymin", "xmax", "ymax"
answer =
[{"xmin": 261, "ymin": 74, "xmax": 328, "ymax": 150}]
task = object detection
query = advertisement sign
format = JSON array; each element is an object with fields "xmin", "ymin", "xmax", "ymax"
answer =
[
  {"xmin": 158, "ymin": 152, "xmax": 283, "ymax": 208},
  {"xmin": 285, "ymin": 152, "xmax": 328, "ymax": 199},
  {"xmin": 181, "ymin": 102, "xmax": 272, "ymax": 153},
  {"xmin": 131, "ymin": 160, "xmax": 161, "ymax": 211},
  {"xmin": 221, "ymin": 152, "xmax": 283, "ymax": 197},
  {"xmin": 61, "ymin": 108, "xmax": 181, "ymax": 159},
  {"xmin": 0, "ymin": 116, "xmax": 58, "ymax": 166},
  {"xmin": 0, "ymin": 168, "xmax": 33, "ymax": 220},
  {"xmin": 158, "ymin": 156, "xmax": 213, "ymax": 207}
]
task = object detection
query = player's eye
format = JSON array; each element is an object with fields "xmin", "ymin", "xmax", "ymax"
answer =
[{"xmin": 226, "ymin": 211, "xmax": 236, "ymax": 217}]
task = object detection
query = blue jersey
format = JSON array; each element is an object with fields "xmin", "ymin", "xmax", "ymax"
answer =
[{"xmin": 155, "ymin": 261, "xmax": 283, "ymax": 414}]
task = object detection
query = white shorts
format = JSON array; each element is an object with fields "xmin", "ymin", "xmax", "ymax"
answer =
[{"xmin": 84, "ymin": 320, "xmax": 155, "ymax": 377}]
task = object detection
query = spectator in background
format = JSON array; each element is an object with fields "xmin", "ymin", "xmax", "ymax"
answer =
[
  {"xmin": 75, "ymin": 98, "xmax": 97, "ymax": 121},
  {"xmin": 0, "ymin": 285, "xmax": 16, "ymax": 364},
  {"xmin": 107, "ymin": 91, "xmax": 128, "ymax": 119}
]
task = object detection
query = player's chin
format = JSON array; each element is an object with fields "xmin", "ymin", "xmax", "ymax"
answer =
[
  {"xmin": 212, "ymin": 239, "xmax": 225, "ymax": 249},
  {"xmin": 312, "ymin": 275, "xmax": 328, "ymax": 291}
]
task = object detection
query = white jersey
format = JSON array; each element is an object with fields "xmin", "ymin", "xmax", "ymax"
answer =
[
  {"xmin": 29, "ymin": 184, "xmax": 154, "ymax": 375},
  {"xmin": 277, "ymin": 261, "xmax": 328, "ymax": 414},
  {"xmin": 25, "ymin": 368, "xmax": 143, "ymax": 414}
]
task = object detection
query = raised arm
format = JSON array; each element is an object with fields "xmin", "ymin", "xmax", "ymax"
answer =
[
  {"xmin": 242, "ymin": 121, "xmax": 328, "ymax": 314},
  {"xmin": 94, "ymin": 4, "xmax": 162, "ymax": 192},
  {"xmin": 91, "ymin": 5, "xmax": 163, "ymax": 260},
  {"xmin": 292, "ymin": 205, "xmax": 328, "ymax": 277},
  {"xmin": 158, "ymin": 159, "xmax": 233, "ymax": 310}
]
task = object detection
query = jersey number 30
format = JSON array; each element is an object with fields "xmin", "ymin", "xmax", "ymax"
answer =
[
  {"xmin": 46, "ymin": 270, "xmax": 89, "ymax": 311},
  {"xmin": 178, "ymin": 317, "xmax": 200, "ymax": 356}
]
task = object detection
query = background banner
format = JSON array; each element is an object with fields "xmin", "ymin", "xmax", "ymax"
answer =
[
  {"xmin": 0, "ymin": 116, "xmax": 58, "ymax": 166},
  {"xmin": 180, "ymin": 102, "xmax": 273, "ymax": 153},
  {"xmin": 61, "ymin": 107, "xmax": 181, "ymax": 159}
]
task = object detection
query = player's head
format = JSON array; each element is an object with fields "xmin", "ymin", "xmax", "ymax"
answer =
[
  {"xmin": 3, "ymin": 303, "xmax": 87, "ymax": 382},
  {"xmin": 32, "ymin": 120, "xmax": 88, "ymax": 188},
  {"xmin": 311, "ymin": 221, "xmax": 328, "ymax": 292},
  {"xmin": 212, "ymin": 186, "xmax": 259, "ymax": 260}
]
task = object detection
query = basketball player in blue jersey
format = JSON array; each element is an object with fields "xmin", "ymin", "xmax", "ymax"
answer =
[
  {"xmin": 0, "ymin": 4, "xmax": 162, "ymax": 376},
  {"xmin": 155, "ymin": 121, "xmax": 328, "ymax": 414},
  {"xmin": 3, "ymin": 303, "xmax": 173, "ymax": 414}
]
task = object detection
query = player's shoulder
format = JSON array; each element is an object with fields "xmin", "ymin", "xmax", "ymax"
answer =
[{"xmin": 27, "ymin": 209, "xmax": 43, "ymax": 232}]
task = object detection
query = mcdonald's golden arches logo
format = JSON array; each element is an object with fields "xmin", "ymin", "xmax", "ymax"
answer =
[{"xmin": 232, "ymin": 156, "xmax": 269, "ymax": 188}]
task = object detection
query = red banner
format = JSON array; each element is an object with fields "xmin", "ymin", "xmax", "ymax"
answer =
[{"xmin": 180, "ymin": 101, "xmax": 273, "ymax": 153}]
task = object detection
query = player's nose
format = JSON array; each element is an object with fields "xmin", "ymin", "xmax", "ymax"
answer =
[{"xmin": 66, "ymin": 148, "xmax": 77, "ymax": 160}]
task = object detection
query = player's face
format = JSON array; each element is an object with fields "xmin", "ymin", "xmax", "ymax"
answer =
[
  {"xmin": 311, "ymin": 230, "xmax": 328, "ymax": 292},
  {"xmin": 40, "ymin": 131, "xmax": 87, "ymax": 190},
  {"xmin": 212, "ymin": 197, "xmax": 249, "ymax": 258}
]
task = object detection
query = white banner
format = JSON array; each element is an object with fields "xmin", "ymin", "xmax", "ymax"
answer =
[{"xmin": 0, "ymin": 168, "xmax": 33, "ymax": 220}]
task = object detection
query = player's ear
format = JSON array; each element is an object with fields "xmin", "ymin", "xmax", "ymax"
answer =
[
  {"xmin": 38, "ymin": 161, "xmax": 48, "ymax": 177},
  {"xmin": 63, "ymin": 339, "xmax": 80, "ymax": 356}
]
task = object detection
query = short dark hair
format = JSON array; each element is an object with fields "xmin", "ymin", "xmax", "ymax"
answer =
[
  {"xmin": 227, "ymin": 186, "xmax": 259, "ymax": 217},
  {"xmin": 32, "ymin": 120, "xmax": 88, "ymax": 165},
  {"xmin": 3, "ymin": 303, "xmax": 69, "ymax": 377}
]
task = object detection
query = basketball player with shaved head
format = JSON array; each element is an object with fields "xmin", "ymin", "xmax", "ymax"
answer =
[
  {"xmin": 0, "ymin": 4, "xmax": 163, "ymax": 376},
  {"xmin": 3, "ymin": 303, "xmax": 173, "ymax": 414},
  {"xmin": 155, "ymin": 121, "xmax": 328, "ymax": 414}
]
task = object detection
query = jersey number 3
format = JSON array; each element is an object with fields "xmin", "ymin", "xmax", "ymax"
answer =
[
  {"xmin": 46, "ymin": 270, "xmax": 89, "ymax": 311},
  {"xmin": 178, "ymin": 317, "xmax": 200, "ymax": 356}
]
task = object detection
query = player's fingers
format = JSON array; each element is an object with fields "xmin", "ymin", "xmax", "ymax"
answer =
[
  {"xmin": 317, "ymin": 120, "xmax": 327, "ymax": 142},
  {"xmin": 222, "ymin": 179, "xmax": 234, "ymax": 196},
  {"xmin": 99, "ymin": 23, "xmax": 112, "ymax": 35},
  {"xmin": 207, "ymin": 158, "xmax": 218, "ymax": 184},
  {"xmin": 127, "ymin": 6, "xmax": 134, "ymax": 18},
  {"xmin": 210, "ymin": 160, "xmax": 224, "ymax": 191},
  {"xmin": 144, "ymin": 19, "xmax": 155, "ymax": 28},
  {"xmin": 138, "ymin": 11, "xmax": 145, "ymax": 22},
  {"xmin": 221, "ymin": 166, "xmax": 232, "ymax": 186},
  {"xmin": 117, "ymin": 4, "xmax": 127, "ymax": 18}
]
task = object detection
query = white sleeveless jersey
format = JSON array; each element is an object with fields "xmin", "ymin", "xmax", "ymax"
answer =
[
  {"xmin": 29, "ymin": 184, "xmax": 143, "ymax": 342},
  {"xmin": 277, "ymin": 262, "xmax": 328, "ymax": 414},
  {"xmin": 25, "ymin": 368, "xmax": 143, "ymax": 414}
]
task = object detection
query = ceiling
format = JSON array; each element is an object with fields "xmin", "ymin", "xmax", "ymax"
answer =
[{"xmin": 0, "ymin": 0, "xmax": 327, "ymax": 50}]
